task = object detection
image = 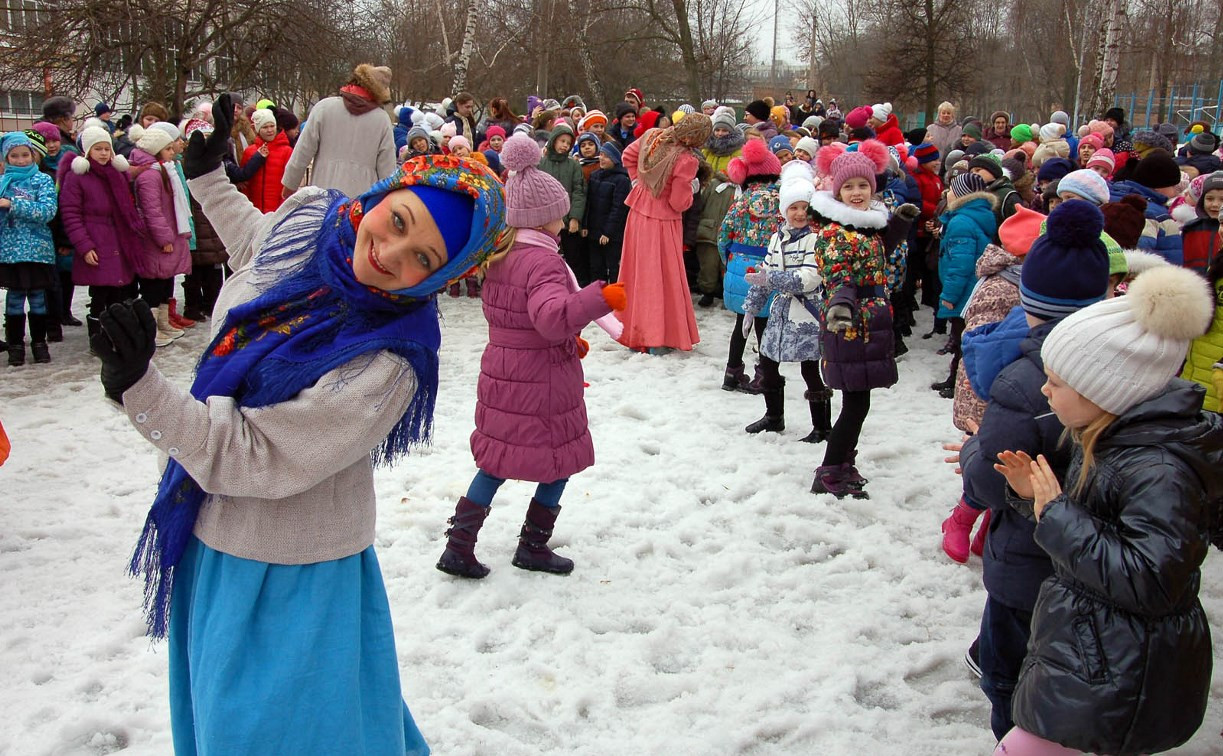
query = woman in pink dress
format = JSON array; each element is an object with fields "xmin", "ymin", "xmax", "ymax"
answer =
[{"xmin": 616, "ymin": 114, "xmax": 712, "ymax": 352}]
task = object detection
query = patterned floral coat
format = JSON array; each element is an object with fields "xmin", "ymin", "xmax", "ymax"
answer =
[
  {"xmin": 718, "ymin": 179, "xmax": 780, "ymax": 316},
  {"xmin": 807, "ymin": 191, "xmax": 897, "ymax": 392}
]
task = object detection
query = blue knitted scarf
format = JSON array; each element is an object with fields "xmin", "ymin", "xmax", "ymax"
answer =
[{"xmin": 130, "ymin": 192, "xmax": 442, "ymax": 638}]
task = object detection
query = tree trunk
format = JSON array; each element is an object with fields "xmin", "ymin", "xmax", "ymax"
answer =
[
  {"xmin": 535, "ymin": 0, "xmax": 551, "ymax": 95},
  {"xmin": 669, "ymin": 0, "xmax": 702, "ymax": 105},
  {"xmin": 923, "ymin": 0, "xmax": 936, "ymax": 122},
  {"xmin": 451, "ymin": 0, "xmax": 478, "ymax": 93},
  {"xmin": 1084, "ymin": 0, "xmax": 1121, "ymax": 120},
  {"xmin": 570, "ymin": 0, "xmax": 604, "ymax": 108}
]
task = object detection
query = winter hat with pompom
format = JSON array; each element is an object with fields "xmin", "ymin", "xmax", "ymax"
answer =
[
  {"xmin": 251, "ymin": 108, "xmax": 276, "ymax": 132},
  {"xmin": 1042, "ymin": 265, "xmax": 1214, "ymax": 415},
  {"xmin": 870, "ymin": 103, "xmax": 892, "ymax": 122},
  {"xmin": 1038, "ymin": 122, "xmax": 1066, "ymax": 142},
  {"xmin": 72, "ymin": 126, "xmax": 129, "ymax": 173},
  {"xmin": 1010, "ymin": 124, "xmax": 1034, "ymax": 143},
  {"xmin": 778, "ymin": 160, "xmax": 815, "ymax": 213},
  {"xmin": 1020, "ymin": 199, "xmax": 1110, "ymax": 319},
  {"xmin": 1056, "ymin": 168, "xmax": 1110, "ymax": 205},
  {"xmin": 1099, "ymin": 194, "xmax": 1148, "ymax": 249},
  {"xmin": 817, "ymin": 139, "xmax": 889, "ymax": 195},
  {"xmin": 500, "ymin": 134, "xmax": 569, "ymax": 228},
  {"xmin": 727, "ymin": 137, "xmax": 781, "ymax": 187},
  {"xmin": 135, "ymin": 124, "xmax": 174, "ymax": 156},
  {"xmin": 844, "ymin": 106, "xmax": 873, "ymax": 131}
]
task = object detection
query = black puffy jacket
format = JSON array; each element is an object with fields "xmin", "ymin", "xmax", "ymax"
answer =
[{"xmin": 1011, "ymin": 380, "xmax": 1223, "ymax": 755}]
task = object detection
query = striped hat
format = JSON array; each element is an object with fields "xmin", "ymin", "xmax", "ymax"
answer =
[
  {"xmin": 1019, "ymin": 200, "xmax": 1110, "ymax": 320},
  {"xmin": 913, "ymin": 142, "xmax": 939, "ymax": 164},
  {"xmin": 950, "ymin": 172, "xmax": 988, "ymax": 197}
]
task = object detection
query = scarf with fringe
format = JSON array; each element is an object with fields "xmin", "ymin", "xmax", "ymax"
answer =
[
  {"xmin": 637, "ymin": 114, "xmax": 712, "ymax": 198},
  {"xmin": 130, "ymin": 191, "xmax": 442, "ymax": 638}
]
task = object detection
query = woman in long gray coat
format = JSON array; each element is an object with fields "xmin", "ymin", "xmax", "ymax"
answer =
[{"xmin": 281, "ymin": 63, "xmax": 398, "ymax": 199}]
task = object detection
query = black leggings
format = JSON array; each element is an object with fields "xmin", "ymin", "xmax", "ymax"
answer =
[
  {"xmin": 944, "ymin": 317, "xmax": 967, "ymax": 383},
  {"xmin": 759, "ymin": 356, "xmax": 825, "ymax": 394},
  {"xmin": 138, "ymin": 276, "xmax": 175, "ymax": 308},
  {"xmin": 87, "ymin": 283, "xmax": 138, "ymax": 319},
  {"xmin": 823, "ymin": 390, "xmax": 871, "ymax": 467},
  {"xmin": 727, "ymin": 313, "xmax": 767, "ymax": 368}
]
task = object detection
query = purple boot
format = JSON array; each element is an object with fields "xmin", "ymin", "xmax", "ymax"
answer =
[
  {"xmin": 512, "ymin": 499, "xmax": 574, "ymax": 574},
  {"xmin": 436, "ymin": 497, "xmax": 492, "ymax": 578},
  {"xmin": 811, "ymin": 464, "xmax": 870, "ymax": 499}
]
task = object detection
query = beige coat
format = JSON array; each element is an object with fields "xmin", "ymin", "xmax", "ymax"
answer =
[{"xmin": 281, "ymin": 97, "xmax": 398, "ymax": 198}]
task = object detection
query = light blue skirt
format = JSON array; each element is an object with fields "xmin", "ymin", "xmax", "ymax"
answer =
[{"xmin": 168, "ymin": 537, "xmax": 429, "ymax": 755}]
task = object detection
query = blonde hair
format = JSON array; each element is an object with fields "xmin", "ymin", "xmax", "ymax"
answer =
[
  {"xmin": 1065, "ymin": 412, "xmax": 1119, "ymax": 498},
  {"xmin": 480, "ymin": 226, "xmax": 519, "ymax": 270},
  {"xmin": 938, "ymin": 101, "xmax": 956, "ymax": 114}
]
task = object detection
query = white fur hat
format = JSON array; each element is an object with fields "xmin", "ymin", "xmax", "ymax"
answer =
[
  {"xmin": 871, "ymin": 102, "xmax": 892, "ymax": 122},
  {"xmin": 1042, "ymin": 265, "xmax": 1214, "ymax": 415},
  {"xmin": 778, "ymin": 161, "xmax": 815, "ymax": 212},
  {"xmin": 251, "ymin": 108, "xmax": 276, "ymax": 132}
]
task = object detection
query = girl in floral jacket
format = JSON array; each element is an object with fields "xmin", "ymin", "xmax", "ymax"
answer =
[
  {"xmin": 808, "ymin": 140, "xmax": 897, "ymax": 498},
  {"xmin": 0, "ymin": 132, "xmax": 59, "ymax": 365}
]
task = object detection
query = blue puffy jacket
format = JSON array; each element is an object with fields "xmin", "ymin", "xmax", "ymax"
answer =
[
  {"xmin": 962, "ymin": 305, "xmax": 1028, "ymax": 399},
  {"xmin": 937, "ymin": 192, "xmax": 997, "ymax": 318},
  {"xmin": 1107, "ymin": 180, "xmax": 1183, "ymax": 265}
]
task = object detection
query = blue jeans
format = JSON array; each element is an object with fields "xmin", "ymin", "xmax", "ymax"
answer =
[
  {"xmin": 979, "ymin": 596, "xmax": 1033, "ymax": 741},
  {"xmin": 465, "ymin": 470, "xmax": 569, "ymax": 509}
]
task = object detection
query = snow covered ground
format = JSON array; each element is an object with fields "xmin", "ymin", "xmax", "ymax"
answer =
[{"xmin": 2, "ymin": 294, "xmax": 1222, "ymax": 756}]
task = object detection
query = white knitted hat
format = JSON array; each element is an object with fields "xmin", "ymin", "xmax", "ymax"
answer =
[
  {"xmin": 135, "ymin": 124, "xmax": 175, "ymax": 156},
  {"xmin": 79, "ymin": 126, "xmax": 111, "ymax": 155},
  {"xmin": 1039, "ymin": 122, "xmax": 1066, "ymax": 142},
  {"xmin": 1042, "ymin": 265, "xmax": 1214, "ymax": 415},
  {"xmin": 871, "ymin": 102, "xmax": 892, "ymax": 122},
  {"xmin": 795, "ymin": 136, "xmax": 820, "ymax": 158},
  {"xmin": 251, "ymin": 108, "xmax": 276, "ymax": 131},
  {"xmin": 778, "ymin": 160, "xmax": 815, "ymax": 212}
]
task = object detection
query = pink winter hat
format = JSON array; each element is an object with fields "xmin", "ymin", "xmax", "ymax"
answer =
[
  {"xmin": 500, "ymin": 134, "xmax": 569, "ymax": 228},
  {"xmin": 845, "ymin": 106, "xmax": 873, "ymax": 130},
  {"xmin": 30, "ymin": 121, "xmax": 60, "ymax": 142},
  {"xmin": 726, "ymin": 138, "xmax": 782, "ymax": 186},
  {"xmin": 817, "ymin": 139, "xmax": 890, "ymax": 195},
  {"xmin": 1086, "ymin": 148, "xmax": 1115, "ymax": 173}
]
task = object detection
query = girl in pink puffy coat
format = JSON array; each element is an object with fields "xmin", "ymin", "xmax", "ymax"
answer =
[{"xmin": 436, "ymin": 137, "xmax": 624, "ymax": 580}]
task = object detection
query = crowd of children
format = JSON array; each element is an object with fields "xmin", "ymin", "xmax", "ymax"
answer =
[{"xmin": 7, "ymin": 82, "xmax": 1223, "ymax": 755}]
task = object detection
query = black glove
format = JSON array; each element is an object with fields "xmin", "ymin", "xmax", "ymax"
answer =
[
  {"xmin": 93, "ymin": 299, "xmax": 157, "ymax": 404},
  {"xmin": 895, "ymin": 203, "xmax": 920, "ymax": 222},
  {"xmin": 183, "ymin": 92, "xmax": 235, "ymax": 179}
]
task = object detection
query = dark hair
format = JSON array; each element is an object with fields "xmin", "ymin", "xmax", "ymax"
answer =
[
  {"xmin": 454, "ymin": 92, "xmax": 475, "ymax": 105},
  {"xmin": 489, "ymin": 97, "xmax": 517, "ymax": 122},
  {"xmin": 1208, "ymin": 252, "xmax": 1223, "ymax": 285}
]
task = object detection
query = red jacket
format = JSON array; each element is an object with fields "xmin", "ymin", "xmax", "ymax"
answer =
[
  {"xmin": 242, "ymin": 131, "xmax": 293, "ymax": 213},
  {"xmin": 1181, "ymin": 217, "xmax": 1221, "ymax": 276},
  {"xmin": 913, "ymin": 168, "xmax": 944, "ymax": 234},
  {"xmin": 875, "ymin": 114, "xmax": 904, "ymax": 147}
]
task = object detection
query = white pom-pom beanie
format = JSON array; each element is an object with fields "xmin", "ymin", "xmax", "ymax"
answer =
[{"xmin": 1042, "ymin": 265, "xmax": 1214, "ymax": 414}]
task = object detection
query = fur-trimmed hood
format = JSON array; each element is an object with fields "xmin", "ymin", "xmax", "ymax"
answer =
[
  {"xmin": 947, "ymin": 189, "xmax": 998, "ymax": 212},
  {"xmin": 808, "ymin": 190, "xmax": 888, "ymax": 230},
  {"xmin": 976, "ymin": 243, "xmax": 1022, "ymax": 277},
  {"xmin": 350, "ymin": 63, "xmax": 391, "ymax": 105}
]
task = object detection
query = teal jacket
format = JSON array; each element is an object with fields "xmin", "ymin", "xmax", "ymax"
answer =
[{"xmin": 938, "ymin": 191, "xmax": 997, "ymax": 318}]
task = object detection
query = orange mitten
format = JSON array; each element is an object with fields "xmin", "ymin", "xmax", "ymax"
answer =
[
  {"xmin": 602, "ymin": 282, "xmax": 627, "ymax": 311},
  {"xmin": 0, "ymin": 420, "xmax": 9, "ymax": 466},
  {"xmin": 575, "ymin": 336, "xmax": 590, "ymax": 359}
]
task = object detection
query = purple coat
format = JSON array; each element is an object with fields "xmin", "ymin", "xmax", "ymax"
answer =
[
  {"xmin": 59, "ymin": 156, "xmax": 142, "ymax": 287},
  {"xmin": 128, "ymin": 149, "xmax": 192, "ymax": 279},
  {"xmin": 470, "ymin": 229, "xmax": 613, "ymax": 483}
]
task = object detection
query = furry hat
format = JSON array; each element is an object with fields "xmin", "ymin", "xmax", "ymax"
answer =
[
  {"xmin": 251, "ymin": 108, "xmax": 276, "ymax": 132},
  {"xmin": 1020, "ymin": 200, "xmax": 1110, "ymax": 319},
  {"xmin": 1042, "ymin": 265, "xmax": 1213, "ymax": 415},
  {"xmin": 42, "ymin": 95, "xmax": 76, "ymax": 122},
  {"xmin": 500, "ymin": 134, "xmax": 568, "ymax": 228},
  {"xmin": 1099, "ymin": 194, "xmax": 1147, "ymax": 249},
  {"xmin": 727, "ymin": 138, "xmax": 781, "ymax": 187},
  {"xmin": 744, "ymin": 100, "xmax": 770, "ymax": 122},
  {"xmin": 139, "ymin": 101, "xmax": 170, "ymax": 123},
  {"xmin": 1057, "ymin": 169, "xmax": 1110, "ymax": 205},
  {"xmin": 817, "ymin": 139, "xmax": 889, "ymax": 195},
  {"xmin": 71, "ymin": 126, "xmax": 129, "ymax": 174},
  {"xmin": 1131, "ymin": 129, "xmax": 1174, "ymax": 157},
  {"xmin": 1001, "ymin": 157, "xmax": 1027, "ymax": 182},
  {"xmin": 351, "ymin": 63, "xmax": 392, "ymax": 104}
]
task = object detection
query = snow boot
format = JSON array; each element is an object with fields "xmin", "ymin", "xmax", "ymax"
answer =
[
  {"xmin": 5, "ymin": 314, "xmax": 26, "ymax": 366},
  {"xmin": 28, "ymin": 313, "xmax": 50, "ymax": 363},
  {"xmin": 154, "ymin": 305, "xmax": 184, "ymax": 347},
  {"xmin": 436, "ymin": 497, "xmax": 492, "ymax": 579},
  {"xmin": 45, "ymin": 315, "xmax": 63, "ymax": 343},
  {"xmin": 800, "ymin": 388, "xmax": 833, "ymax": 443},
  {"xmin": 168, "ymin": 298, "xmax": 196, "ymax": 329},
  {"xmin": 745, "ymin": 383, "xmax": 784, "ymax": 434},
  {"xmin": 941, "ymin": 498, "xmax": 985, "ymax": 564},
  {"xmin": 465, "ymin": 277, "xmax": 480, "ymax": 298},
  {"xmin": 811, "ymin": 464, "xmax": 869, "ymax": 499},
  {"xmin": 970, "ymin": 508, "xmax": 991, "ymax": 557},
  {"xmin": 746, "ymin": 362, "xmax": 766, "ymax": 394},
  {"xmin": 722, "ymin": 364, "xmax": 752, "ymax": 392},
  {"xmin": 512, "ymin": 499, "xmax": 574, "ymax": 574},
  {"xmin": 447, "ymin": 282, "xmax": 461, "ymax": 297},
  {"xmin": 86, "ymin": 314, "xmax": 101, "ymax": 356}
]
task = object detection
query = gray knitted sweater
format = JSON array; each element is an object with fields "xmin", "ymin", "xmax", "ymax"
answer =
[{"xmin": 120, "ymin": 168, "xmax": 418, "ymax": 564}]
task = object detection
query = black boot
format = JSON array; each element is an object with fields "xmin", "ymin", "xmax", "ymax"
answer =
[
  {"xmin": 746, "ymin": 383, "xmax": 785, "ymax": 433},
  {"xmin": 60, "ymin": 273, "xmax": 81, "ymax": 325},
  {"xmin": 800, "ymin": 388, "xmax": 833, "ymax": 443},
  {"xmin": 436, "ymin": 497, "xmax": 492, "ymax": 578},
  {"xmin": 86, "ymin": 314, "xmax": 101, "ymax": 356},
  {"xmin": 6, "ymin": 314, "xmax": 26, "ymax": 366},
  {"xmin": 28, "ymin": 313, "xmax": 50, "ymax": 363},
  {"xmin": 512, "ymin": 499, "xmax": 574, "ymax": 574}
]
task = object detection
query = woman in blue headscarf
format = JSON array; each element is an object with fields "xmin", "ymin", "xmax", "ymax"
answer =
[{"xmin": 93, "ymin": 95, "xmax": 508, "ymax": 755}]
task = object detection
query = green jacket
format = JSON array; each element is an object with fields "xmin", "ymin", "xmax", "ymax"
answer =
[
  {"xmin": 1181, "ymin": 277, "xmax": 1223, "ymax": 413},
  {"xmin": 537, "ymin": 125, "xmax": 586, "ymax": 224},
  {"xmin": 697, "ymin": 172, "xmax": 740, "ymax": 246}
]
